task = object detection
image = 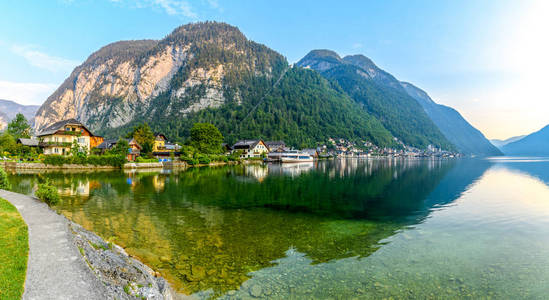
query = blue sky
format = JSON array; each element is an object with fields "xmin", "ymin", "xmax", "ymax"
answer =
[{"xmin": 1, "ymin": 0, "xmax": 547, "ymax": 139}]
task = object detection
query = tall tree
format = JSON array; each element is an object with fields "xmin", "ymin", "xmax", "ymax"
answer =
[
  {"xmin": 189, "ymin": 123, "xmax": 223, "ymax": 154},
  {"xmin": 128, "ymin": 123, "xmax": 154, "ymax": 154},
  {"xmin": 7, "ymin": 113, "xmax": 31, "ymax": 139}
]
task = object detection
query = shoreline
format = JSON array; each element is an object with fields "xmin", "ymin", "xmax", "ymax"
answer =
[
  {"xmin": 0, "ymin": 189, "xmax": 182, "ymax": 300},
  {"xmin": 1, "ymin": 159, "xmax": 261, "ymax": 171}
]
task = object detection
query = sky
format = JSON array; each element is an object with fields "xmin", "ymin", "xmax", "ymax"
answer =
[{"xmin": 0, "ymin": 0, "xmax": 547, "ymax": 140}]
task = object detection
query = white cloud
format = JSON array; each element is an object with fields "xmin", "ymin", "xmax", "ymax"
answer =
[
  {"xmin": 10, "ymin": 45, "xmax": 80, "ymax": 73},
  {"xmin": 206, "ymin": 0, "xmax": 219, "ymax": 10},
  {"xmin": 152, "ymin": 0, "xmax": 196, "ymax": 18},
  {"xmin": 0, "ymin": 81, "xmax": 58, "ymax": 106}
]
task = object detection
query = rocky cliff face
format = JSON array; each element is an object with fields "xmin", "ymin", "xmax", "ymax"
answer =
[{"xmin": 35, "ymin": 22, "xmax": 286, "ymax": 133}]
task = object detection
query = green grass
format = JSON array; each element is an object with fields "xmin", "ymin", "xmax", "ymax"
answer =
[{"xmin": 0, "ymin": 198, "xmax": 28, "ymax": 300}]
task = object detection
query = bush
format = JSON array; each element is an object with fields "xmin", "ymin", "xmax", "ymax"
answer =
[
  {"xmin": 43, "ymin": 155, "xmax": 69, "ymax": 166},
  {"xmin": 0, "ymin": 167, "xmax": 10, "ymax": 189},
  {"xmin": 35, "ymin": 180, "xmax": 60, "ymax": 205},
  {"xmin": 196, "ymin": 154, "xmax": 211, "ymax": 165},
  {"xmin": 135, "ymin": 156, "xmax": 158, "ymax": 163}
]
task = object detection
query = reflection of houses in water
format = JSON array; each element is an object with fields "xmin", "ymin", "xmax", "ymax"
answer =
[
  {"xmin": 153, "ymin": 175, "xmax": 166, "ymax": 192},
  {"xmin": 267, "ymin": 162, "xmax": 314, "ymax": 177},
  {"xmin": 58, "ymin": 180, "xmax": 101, "ymax": 197},
  {"xmin": 243, "ymin": 165, "xmax": 269, "ymax": 182}
]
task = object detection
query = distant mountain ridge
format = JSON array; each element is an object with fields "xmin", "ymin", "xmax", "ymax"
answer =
[
  {"xmin": 502, "ymin": 125, "xmax": 549, "ymax": 156},
  {"xmin": 0, "ymin": 99, "xmax": 40, "ymax": 131},
  {"xmin": 297, "ymin": 50, "xmax": 501, "ymax": 156},
  {"xmin": 490, "ymin": 135, "xmax": 525, "ymax": 149},
  {"xmin": 400, "ymin": 82, "xmax": 502, "ymax": 156}
]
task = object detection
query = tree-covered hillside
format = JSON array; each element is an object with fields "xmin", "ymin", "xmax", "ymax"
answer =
[
  {"xmin": 298, "ymin": 50, "xmax": 454, "ymax": 150},
  {"xmin": 105, "ymin": 66, "xmax": 395, "ymax": 148}
]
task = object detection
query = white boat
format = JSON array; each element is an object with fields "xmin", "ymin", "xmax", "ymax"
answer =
[{"xmin": 279, "ymin": 150, "xmax": 314, "ymax": 163}]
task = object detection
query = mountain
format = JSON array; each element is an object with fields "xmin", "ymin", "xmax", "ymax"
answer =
[
  {"xmin": 297, "ymin": 50, "xmax": 501, "ymax": 155},
  {"xmin": 400, "ymin": 82, "xmax": 502, "ymax": 156},
  {"xmin": 35, "ymin": 22, "xmax": 393, "ymax": 147},
  {"xmin": 0, "ymin": 99, "xmax": 40, "ymax": 130},
  {"xmin": 297, "ymin": 50, "xmax": 454, "ymax": 150},
  {"xmin": 501, "ymin": 125, "xmax": 549, "ymax": 156},
  {"xmin": 490, "ymin": 135, "xmax": 525, "ymax": 149}
]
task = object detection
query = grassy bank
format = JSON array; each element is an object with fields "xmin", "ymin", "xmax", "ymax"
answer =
[{"xmin": 0, "ymin": 198, "xmax": 28, "ymax": 299}]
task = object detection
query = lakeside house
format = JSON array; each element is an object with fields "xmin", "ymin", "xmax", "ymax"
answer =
[
  {"xmin": 17, "ymin": 138, "xmax": 40, "ymax": 148},
  {"xmin": 265, "ymin": 141, "xmax": 286, "ymax": 152},
  {"xmin": 152, "ymin": 133, "xmax": 181, "ymax": 158},
  {"xmin": 97, "ymin": 138, "xmax": 142, "ymax": 161},
  {"xmin": 127, "ymin": 138, "xmax": 142, "ymax": 161},
  {"xmin": 232, "ymin": 140, "xmax": 269, "ymax": 158},
  {"xmin": 153, "ymin": 133, "xmax": 168, "ymax": 152},
  {"xmin": 36, "ymin": 119, "xmax": 101, "ymax": 155}
]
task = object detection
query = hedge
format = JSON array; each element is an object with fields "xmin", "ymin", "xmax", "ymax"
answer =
[{"xmin": 43, "ymin": 155, "xmax": 126, "ymax": 167}]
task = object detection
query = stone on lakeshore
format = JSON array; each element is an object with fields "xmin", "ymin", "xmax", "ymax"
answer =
[{"xmin": 250, "ymin": 284, "xmax": 263, "ymax": 297}]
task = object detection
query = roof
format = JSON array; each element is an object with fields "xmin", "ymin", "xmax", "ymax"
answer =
[
  {"xmin": 265, "ymin": 141, "xmax": 285, "ymax": 146},
  {"xmin": 232, "ymin": 140, "xmax": 263, "ymax": 149},
  {"xmin": 154, "ymin": 133, "xmax": 167, "ymax": 141},
  {"xmin": 18, "ymin": 138, "xmax": 39, "ymax": 146},
  {"xmin": 96, "ymin": 139, "xmax": 118, "ymax": 149},
  {"xmin": 302, "ymin": 148, "xmax": 319, "ymax": 156},
  {"xmin": 37, "ymin": 119, "xmax": 94, "ymax": 137}
]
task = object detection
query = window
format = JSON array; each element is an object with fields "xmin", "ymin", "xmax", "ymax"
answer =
[
  {"xmin": 54, "ymin": 148, "xmax": 59, "ymax": 154},
  {"xmin": 78, "ymin": 138, "xmax": 85, "ymax": 144}
]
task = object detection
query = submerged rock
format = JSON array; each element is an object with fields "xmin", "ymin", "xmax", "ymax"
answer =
[
  {"xmin": 250, "ymin": 285, "xmax": 263, "ymax": 297},
  {"xmin": 69, "ymin": 221, "xmax": 179, "ymax": 299}
]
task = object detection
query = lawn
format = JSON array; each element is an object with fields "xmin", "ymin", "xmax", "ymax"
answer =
[{"xmin": 0, "ymin": 198, "xmax": 28, "ymax": 299}]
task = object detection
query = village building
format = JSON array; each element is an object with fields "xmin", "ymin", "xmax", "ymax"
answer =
[
  {"xmin": 96, "ymin": 138, "xmax": 142, "ymax": 161},
  {"xmin": 232, "ymin": 140, "xmax": 269, "ymax": 158},
  {"xmin": 152, "ymin": 133, "xmax": 181, "ymax": 159},
  {"xmin": 127, "ymin": 138, "xmax": 142, "ymax": 161},
  {"xmin": 302, "ymin": 148, "xmax": 320, "ymax": 158},
  {"xmin": 37, "ymin": 119, "xmax": 99, "ymax": 155},
  {"xmin": 265, "ymin": 141, "xmax": 286, "ymax": 152},
  {"xmin": 17, "ymin": 138, "xmax": 40, "ymax": 148},
  {"xmin": 153, "ymin": 134, "xmax": 168, "ymax": 152}
]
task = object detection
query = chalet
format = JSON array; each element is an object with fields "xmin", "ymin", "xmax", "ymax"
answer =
[
  {"xmin": 90, "ymin": 136, "xmax": 105, "ymax": 149},
  {"xmin": 265, "ymin": 141, "xmax": 286, "ymax": 152},
  {"xmin": 96, "ymin": 138, "xmax": 142, "ymax": 161},
  {"xmin": 37, "ymin": 119, "xmax": 97, "ymax": 155},
  {"xmin": 153, "ymin": 133, "xmax": 168, "ymax": 152},
  {"xmin": 152, "ymin": 133, "xmax": 181, "ymax": 158},
  {"xmin": 127, "ymin": 138, "xmax": 142, "ymax": 161},
  {"xmin": 232, "ymin": 140, "xmax": 269, "ymax": 158},
  {"xmin": 17, "ymin": 138, "xmax": 39, "ymax": 148}
]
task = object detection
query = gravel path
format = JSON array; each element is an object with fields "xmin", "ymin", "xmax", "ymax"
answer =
[{"xmin": 0, "ymin": 189, "xmax": 108, "ymax": 300}]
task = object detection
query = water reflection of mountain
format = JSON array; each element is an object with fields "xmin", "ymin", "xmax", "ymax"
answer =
[{"xmin": 6, "ymin": 159, "xmax": 492, "ymax": 297}]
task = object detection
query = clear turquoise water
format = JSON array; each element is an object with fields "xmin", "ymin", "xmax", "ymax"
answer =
[{"xmin": 8, "ymin": 158, "xmax": 549, "ymax": 299}]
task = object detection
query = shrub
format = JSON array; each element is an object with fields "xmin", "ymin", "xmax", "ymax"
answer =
[
  {"xmin": 0, "ymin": 167, "xmax": 10, "ymax": 189},
  {"xmin": 42, "ymin": 154, "xmax": 126, "ymax": 167},
  {"xmin": 196, "ymin": 154, "xmax": 211, "ymax": 165},
  {"xmin": 43, "ymin": 155, "xmax": 69, "ymax": 166},
  {"xmin": 35, "ymin": 180, "xmax": 60, "ymax": 205},
  {"xmin": 135, "ymin": 156, "xmax": 158, "ymax": 163}
]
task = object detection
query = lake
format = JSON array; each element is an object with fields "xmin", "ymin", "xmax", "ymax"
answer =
[{"xmin": 7, "ymin": 157, "xmax": 549, "ymax": 299}]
